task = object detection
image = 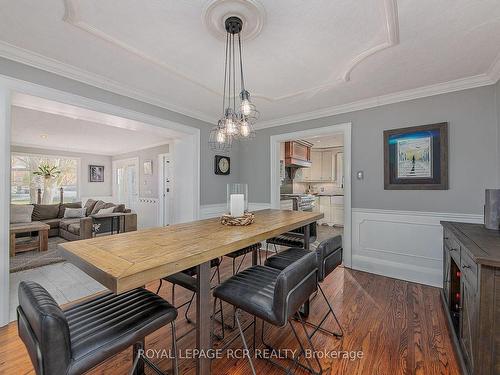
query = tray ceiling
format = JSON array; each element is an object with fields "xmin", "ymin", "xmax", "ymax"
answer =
[{"xmin": 0, "ymin": 0, "xmax": 499, "ymax": 127}]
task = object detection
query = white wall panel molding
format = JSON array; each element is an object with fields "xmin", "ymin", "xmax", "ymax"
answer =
[{"xmin": 351, "ymin": 208, "xmax": 483, "ymax": 287}]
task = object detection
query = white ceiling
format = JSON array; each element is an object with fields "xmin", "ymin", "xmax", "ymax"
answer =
[
  {"xmin": 11, "ymin": 95, "xmax": 174, "ymax": 155},
  {"xmin": 0, "ymin": 0, "xmax": 499, "ymax": 128},
  {"xmin": 307, "ymin": 134, "xmax": 344, "ymax": 149}
]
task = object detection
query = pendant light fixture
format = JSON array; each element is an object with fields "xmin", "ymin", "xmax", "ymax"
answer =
[{"xmin": 209, "ymin": 16, "xmax": 258, "ymax": 152}]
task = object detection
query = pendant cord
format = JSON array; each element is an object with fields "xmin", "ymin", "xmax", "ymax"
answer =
[
  {"xmin": 238, "ymin": 33, "xmax": 245, "ymax": 93},
  {"xmin": 222, "ymin": 32, "xmax": 229, "ymax": 116},
  {"xmin": 232, "ymin": 33, "xmax": 236, "ymax": 114}
]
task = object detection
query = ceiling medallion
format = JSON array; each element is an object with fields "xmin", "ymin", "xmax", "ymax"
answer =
[{"xmin": 209, "ymin": 15, "xmax": 259, "ymax": 152}]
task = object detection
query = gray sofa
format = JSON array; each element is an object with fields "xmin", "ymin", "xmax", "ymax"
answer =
[{"xmin": 29, "ymin": 199, "xmax": 137, "ymax": 241}]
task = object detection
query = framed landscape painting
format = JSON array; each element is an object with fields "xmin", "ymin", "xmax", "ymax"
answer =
[{"xmin": 384, "ymin": 122, "xmax": 448, "ymax": 190}]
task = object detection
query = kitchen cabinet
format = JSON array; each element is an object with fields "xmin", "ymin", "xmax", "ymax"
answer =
[
  {"xmin": 295, "ymin": 148, "xmax": 342, "ymax": 182},
  {"xmin": 318, "ymin": 195, "xmax": 344, "ymax": 226},
  {"xmin": 309, "ymin": 151, "xmax": 322, "ymax": 181},
  {"xmin": 321, "ymin": 150, "xmax": 334, "ymax": 181},
  {"xmin": 318, "ymin": 196, "xmax": 332, "ymax": 224}
]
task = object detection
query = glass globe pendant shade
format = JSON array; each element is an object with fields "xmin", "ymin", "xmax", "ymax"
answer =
[
  {"xmin": 241, "ymin": 99, "xmax": 252, "ymax": 116},
  {"xmin": 216, "ymin": 128, "xmax": 226, "ymax": 143},
  {"xmin": 225, "ymin": 117, "xmax": 237, "ymax": 135},
  {"xmin": 240, "ymin": 119, "xmax": 250, "ymax": 137}
]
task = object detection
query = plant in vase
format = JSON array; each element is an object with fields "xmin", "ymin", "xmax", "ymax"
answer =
[{"xmin": 33, "ymin": 163, "xmax": 61, "ymax": 204}]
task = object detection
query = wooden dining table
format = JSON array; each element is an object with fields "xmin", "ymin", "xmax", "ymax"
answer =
[{"xmin": 59, "ymin": 209, "xmax": 323, "ymax": 375}]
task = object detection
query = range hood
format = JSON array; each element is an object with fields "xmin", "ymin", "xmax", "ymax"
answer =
[
  {"xmin": 284, "ymin": 140, "xmax": 312, "ymax": 168},
  {"xmin": 285, "ymin": 158, "xmax": 312, "ymax": 168}
]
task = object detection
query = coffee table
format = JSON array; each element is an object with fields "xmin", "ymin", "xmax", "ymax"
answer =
[{"xmin": 9, "ymin": 221, "xmax": 50, "ymax": 257}]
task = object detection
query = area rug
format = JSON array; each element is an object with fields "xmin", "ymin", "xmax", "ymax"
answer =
[{"xmin": 10, "ymin": 237, "xmax": 67, "ymax": 273}]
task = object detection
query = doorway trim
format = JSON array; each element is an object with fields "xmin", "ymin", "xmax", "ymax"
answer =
[
  {"xmin": 0, "ymin": 74, "xmax": 200, "ymax": 327},
  {"xmin": 158, "ymin": 152, "xmax": 171, "ymax": 226},
  {"xmin": 112, "ymin": 157, "xmax": 140, "ymax": 211},
  {"xmin": 269, "ymin": 122, "xmax": 352, "ymax": 267}
]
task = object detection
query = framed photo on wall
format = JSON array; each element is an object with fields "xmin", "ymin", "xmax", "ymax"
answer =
[
  {"xmin": 384, "ymin": 122, "xmax": 448, "ymax": 190},
  {"xmin": 89, "ymin": 165, "xmax": 104, "ymax": 182}
]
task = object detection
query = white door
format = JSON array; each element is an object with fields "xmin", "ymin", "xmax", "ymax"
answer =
[
  {"xmin": 158, "ymin": 154, "xmax": 172, "ymax": 226},
  {"xmin": 113, "ymin": 158, "xmax": 139, "ymax": 211}
]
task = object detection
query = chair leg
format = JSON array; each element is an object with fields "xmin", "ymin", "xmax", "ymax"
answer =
[
  {"xmin": 155, "ymin": 279, "xmax": 163, "ymax": 295},
  {"xmin": 184, "ymin": 292, "xmax": 196, "ymax": 324},
  {"xmin": 235, "ymin": 309, "xmax": 257, "ymax": 375},
  {"xmin": 171, "ymin": 321, "xmax": 179, "ymax": 375},
  {"xmin": 131, "ymin": 340, "xmax": 145, "ymax": 375},
  {"xmin": 289, "ymin": 319, "xmax": 322, "ymax": 375},
  {"xmin": 295, "ymin": 312, "xmax": 324, "ymax": 375},
  {"xmin": 305, "ymin": 283, "xmax": 343, "ymax": 339}
]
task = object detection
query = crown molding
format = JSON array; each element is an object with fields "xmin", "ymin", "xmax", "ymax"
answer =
[
  {"xmin": 0, "ymin": 40, "xmax": 217, "ymax": 124},
  {"xmin": 0, "ymin": 34, "xmax": 498, "ymax": 131},
  {"xmin": 62, "ymin": 0, "xmax": 399, "ymax": 103},
  {"xmin": 487, "ymin": 50, "xmax": 500, "ymax": 83},
  {"xmin": 255, "ymin": 73, "xmax": 496, "ymax": 129}
]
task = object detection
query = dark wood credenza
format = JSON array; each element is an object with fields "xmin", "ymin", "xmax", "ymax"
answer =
[{"xmin": 441, "ymin": 221, "xmax": 500, "ymax": 375}]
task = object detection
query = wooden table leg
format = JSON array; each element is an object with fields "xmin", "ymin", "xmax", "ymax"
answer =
[
  {"xmin": 10, "ymin": 232, "xmax": 16, "ymax": 257},
  {"xmin": 252, "ymin": 247, "xmax": 258, "ymax": 266},
  {"xmin": 196, "ymin": 261, "xmax": 211, "ymax": 375},
  {"xmin": 39, "ymin": 229, "xmax": 48, "ymax": 252}
]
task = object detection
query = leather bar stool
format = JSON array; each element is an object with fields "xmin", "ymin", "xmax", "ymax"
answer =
[
  {"xmin": 265, "ymin": 223, "xmax": 317, "ymax": 260},
  {"xmin": 265, "ymin": 235, "xmax": 344, "ymax": 338},
  {"xmin": 17, "ymin": 281, "xmax": 178, "ymax": 375},
  {"xmin": 157, "ymin": 258, "xmax": 226, "ymax": 340},
  {"xmin": 214, "ymin": 251, "xmax": 323, "ymax": 375}
]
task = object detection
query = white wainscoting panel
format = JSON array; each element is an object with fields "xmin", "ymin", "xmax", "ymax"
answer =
[
  {"xmin": 352, "ymin": 208, "xmax": 483, "ymax": 287},
  {"xmin": 200, "ymin": 203, "xmax": 271, "ymax": 219},
  {"xmin": 135, "ymin": 197, "xmax": 160, "ymax": 229}
]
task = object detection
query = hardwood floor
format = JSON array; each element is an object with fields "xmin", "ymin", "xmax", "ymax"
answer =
[{"xmin": 0, "ymin": 251, "xmax": 461, "ymax": 375}]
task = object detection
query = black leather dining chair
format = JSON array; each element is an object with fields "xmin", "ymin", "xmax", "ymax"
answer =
[
  {"xmin": 17, "ymin": 281, "xmax": 178, "ymax": 375},
  {"xmin": 265, "ymin": 222, "xmax": 317, "ymax": 260},
  {"xmin": 214, "ymin": 251, "xmax": 323, "ymax": 375},
  {"xmin": 265, "ymin": 235, "xmax": 344, "ymax": 338},
  {"xmin": 223, "ymin": 242, "xmax": 262, "ymax": 328},
  {"xmin": 157, "ymin": 258, "xmax": 226, "ymax": 340}
]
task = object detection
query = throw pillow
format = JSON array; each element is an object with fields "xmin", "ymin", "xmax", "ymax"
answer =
[
  {"xmin": 91, "ymin": 200, "xmax": 106, "ymax": 215},
  {"xmin": 10, "ymin": 204, "xmax": 34, "ymax": 224},
  {"xmin": 63, "ymin": 207, "xmax": 86, "ymax": 219},
  {"xmin": 83, "ymin": 199, "xmax": 97, "ymax": 216},
  {"xmin": 32, "ymin": 204, "xmax": 60, "ymax": 221},
  {"xmin": 58, "ymin": 202, "xmax": 82, "ymax": 218},
  {"xmin": 113, "ymin": 204, "xmax": 126, "ymax": 213},
  {"xmin": 98, "ymin": 206, "xmax": 116, "ymax": 214}
]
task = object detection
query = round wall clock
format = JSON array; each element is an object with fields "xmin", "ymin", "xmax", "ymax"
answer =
[{"xmin": 215, "ymin": 155, "xmax": 230, "ymax": 175}]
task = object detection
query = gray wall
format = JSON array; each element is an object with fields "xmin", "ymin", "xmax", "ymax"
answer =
[
  {"xmin": 0, "ymin": 57, "xmax": 240, "ymax": 205},
  {"xmin": 11, "ymin": 145, "xmax": 112, "ymax": 198},
  {"xmin": 113, "ymin": 144, "xmax": 169, "ymax": 199},
  {"xmin": 240, "ymin": 85, "xmax": 499, "ymax": 214},
  {"xmin": 497, "ymin": 80, "xmax": 500, "ymax": 181}
]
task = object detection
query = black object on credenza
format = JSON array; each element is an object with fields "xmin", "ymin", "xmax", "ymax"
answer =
[{"xmin": 441, "ymin": 221, "xmax": 500, "ymax": 375}]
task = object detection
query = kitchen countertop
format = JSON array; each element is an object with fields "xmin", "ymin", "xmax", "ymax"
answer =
[{"xmin": 312, "ymin": 194, "xmax": 344, "ymax": 197}]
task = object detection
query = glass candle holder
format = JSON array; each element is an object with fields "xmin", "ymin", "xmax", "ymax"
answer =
[{"xmin": 227, "ymin": 183, "xmax": 248, "ymax": 217}]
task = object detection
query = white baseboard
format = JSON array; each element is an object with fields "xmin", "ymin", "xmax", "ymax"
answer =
[
  {"xmin": 200, "ymin": 202, "xmax": 271, "ymax": 219},
  {"xmin": 351, "ymin": 208, "xmax": 483, "ymax": 287}
]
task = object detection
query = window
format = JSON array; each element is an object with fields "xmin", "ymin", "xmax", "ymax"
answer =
[{"xmin": 11, "ymin": 153, "xmax": 79, "ymax": 204}]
